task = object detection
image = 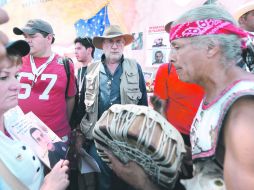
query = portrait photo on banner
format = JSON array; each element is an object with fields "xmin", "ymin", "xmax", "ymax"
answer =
[
  {"xmin": 132, "ymin": 32, "xmax": 143, "ymax": 50},
  {"xmin": 152, "ymin": 49, "xmax": 167, "ymax": 65},
  {"xmin": 146, "ymin": 25, "xmax": 169, "ymax": 67}
]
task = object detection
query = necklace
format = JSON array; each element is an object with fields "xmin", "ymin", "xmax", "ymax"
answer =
[{"xmin": 30, "ymin": 53, "xmax": 55, "ymax": 87}]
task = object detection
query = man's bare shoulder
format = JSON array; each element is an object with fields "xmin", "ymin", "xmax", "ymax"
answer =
[
  {"xmin": 225, "ymin": 96, "xmax": 254, "ymax": 134},
  {"xmin": 223, "ymin": 95, "xmax": 254, "ymax": 189},
  {"xmin": 224, "ymin": 95, "xmax": 254, "ymax": 157}
]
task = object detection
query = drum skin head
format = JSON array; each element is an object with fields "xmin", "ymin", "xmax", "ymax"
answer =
[{"xmin": 93, "ymin": 104, "xmax": 186, "ymax": 188}]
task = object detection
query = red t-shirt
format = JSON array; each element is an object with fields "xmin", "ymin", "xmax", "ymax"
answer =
[
  {"xmin": 18, "ymin": 54, "xmax": 76, "ymax": 138},
  {"xmin": 154, "ymin": 63, "xmax": 204, "ymax": 135}
]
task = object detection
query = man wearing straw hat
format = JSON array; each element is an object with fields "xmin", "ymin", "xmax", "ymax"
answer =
[
  {"xmin": 234, "ymin": 2, "xmax": 254, "ymax": 73},
  {"xmin": 234, "ymin": 1, "xmax": 254, "ymax": 33},
  {"xmin": 79, "ymin": 25, "xmax": 148, "ymax": 190}
]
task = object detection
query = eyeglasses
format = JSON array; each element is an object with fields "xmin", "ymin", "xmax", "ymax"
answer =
[{"xmin": 103, "ymin": 39, "xmax": 125, "ymax": 47}]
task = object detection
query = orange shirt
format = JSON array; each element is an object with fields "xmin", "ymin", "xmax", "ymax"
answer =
[{"xmin": 154, "ymin": 63, "xmax": 204, "ymax": 135}]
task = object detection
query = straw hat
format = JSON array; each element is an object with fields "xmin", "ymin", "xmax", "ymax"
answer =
[
  {"xmin": 233, "ymin": 1, "xmax": 254, "ymax": 21},
  {"xmin": 93, "ymin": 25, "xmax": 134, "ymax": 49}
]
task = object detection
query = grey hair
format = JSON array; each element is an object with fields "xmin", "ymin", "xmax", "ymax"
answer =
[{"xmin": 173, "ymin": 4, "xmax": 242, "ymax": 63}]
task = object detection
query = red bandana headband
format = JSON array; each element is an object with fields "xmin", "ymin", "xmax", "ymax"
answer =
[{"xmin": 169, "ymin": 19, "xmax": 248, "ymax": 42}]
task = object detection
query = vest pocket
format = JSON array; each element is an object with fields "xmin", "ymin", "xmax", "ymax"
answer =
[
  {"xmin": 85, "ymin": 77, "xmax": 97, "ymax": 112},
  {"xmin": 125, "ymin": 71, "xmax": 139, "ymax": 84},
  {"xmin": 85, "ymin": 92, "xmax": 96, "ymax": 112},
  {"xmin": 86, "ymin": 77, "xmax": 96, "ymax": 90},
  {"xmin": 80, "ymin": 114, "xmax": 95, "ymax": 140},
  {"xmin": 125, "ymin": 88, "xmax": 142, "ymax": 104}
]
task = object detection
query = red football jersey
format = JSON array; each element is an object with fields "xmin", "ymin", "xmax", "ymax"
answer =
[{"xmin": 18, "ymin": 54, "xmax": 76, "ymax": 138}]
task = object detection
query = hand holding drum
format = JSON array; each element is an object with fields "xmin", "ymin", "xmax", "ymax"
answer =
[{"xmin": 93, "ymin": 104, "xmax": 186, "ymax": 188}]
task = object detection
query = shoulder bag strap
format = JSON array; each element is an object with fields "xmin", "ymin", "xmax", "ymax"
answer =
[{"xmin": 63, "ymin": 58, "xmax": 71, "ymax": 97}]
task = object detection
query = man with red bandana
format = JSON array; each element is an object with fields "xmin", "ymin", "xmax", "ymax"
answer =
[
  {"xmin": 105, "ymin": 4, "xmax": 254, "ymax": 190},
  {"xmin": 153, "ymin": 22, "xmax": 204, "ymax": 190}
]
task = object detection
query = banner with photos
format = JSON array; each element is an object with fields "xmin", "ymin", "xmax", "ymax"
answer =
[{"xmin": 146, "ymin": 25, "xmax": 170, "ymax": 67}]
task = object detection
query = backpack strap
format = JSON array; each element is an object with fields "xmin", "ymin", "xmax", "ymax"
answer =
[
  {"xmin": 0, "ymin": 158, "xmax": 29, "ymax": 190},
  {"xmin": 63, "ymin": 57, "xmax": 71, "ymax": 97}
]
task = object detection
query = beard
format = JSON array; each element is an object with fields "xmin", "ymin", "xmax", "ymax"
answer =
[{"xmin": 106, "ymin": 52, "xmax": 122, "ymax": 63}]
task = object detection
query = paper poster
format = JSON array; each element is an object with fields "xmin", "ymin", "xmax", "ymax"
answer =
[
  {"xmin": 146, "ymin": 25, "xmax": 170, "ymax": 67},
  {"xmin": 143, "ymin": 71, "xmax": 154, "ymax": 93},
  {"xmin": 132, "ymin": 32, "xmax": 143, "ymax": 50},
  {"xmin": 4, "ymin": 110, "xmax": 67, "ymax": 169},
  {"xmin": 4, "ymin": 106, "xmax": 100, "ymax": 172},
  {"xmin": 143, "ymin": 71, "xmax": 153, "ymax": 82}
]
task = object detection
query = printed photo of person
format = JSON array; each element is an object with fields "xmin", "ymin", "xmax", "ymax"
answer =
[
  {"xmin": 152, "ymin": 50, "xmax": 165, "ymax": 65},
  {"xmin": 152, "ymin": 37, "xmax": 166, "ymax": 47},
  {"xmin": 132, "ymin": 32, "xmax": 143, "ymax": 50},
  {"xmin": 30, "ymin": 127, "xmax": 68, "ymax": 168}
]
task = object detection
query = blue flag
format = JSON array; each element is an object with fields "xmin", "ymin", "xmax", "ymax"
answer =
[{"xmin": 74, "ymin": 5, "xmax": 110, "ymax": 60}]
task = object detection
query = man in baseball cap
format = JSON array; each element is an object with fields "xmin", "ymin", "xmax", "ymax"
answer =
[
  {"xmin": 13, "ymin": 19, "xmax": 55, "ymax": 43},
  {"xmin": 13, "ymin": 19, "xmax": 76, "ymax": 147}
]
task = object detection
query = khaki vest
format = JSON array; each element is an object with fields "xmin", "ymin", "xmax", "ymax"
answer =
[{"xmin": 80, "ymin": 58, "xmax": 142, "ymax": 139}]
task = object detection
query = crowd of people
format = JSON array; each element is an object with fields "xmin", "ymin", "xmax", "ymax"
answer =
[{"xmin": 0, "ymin": 1, "xmax": 254, "ymax": 190}]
